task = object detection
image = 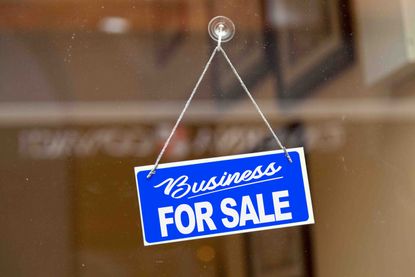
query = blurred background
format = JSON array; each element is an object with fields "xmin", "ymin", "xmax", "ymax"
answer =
[{"xmin": 1, "ymin": 0, "xmax": 415, "ymax": 276}]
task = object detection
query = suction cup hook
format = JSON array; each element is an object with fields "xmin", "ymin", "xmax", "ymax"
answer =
[{"xmin": 208, "ymin": 16, "xmax": 235, "ymax": 43}]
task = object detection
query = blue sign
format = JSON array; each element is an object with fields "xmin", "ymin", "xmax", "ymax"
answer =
[{"xmin": 134, "ymin": 148, "xmax": 314, "ymax": 246}]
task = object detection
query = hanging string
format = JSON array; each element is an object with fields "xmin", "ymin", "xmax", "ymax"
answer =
[
  {"xmin": 147, "ymin": 31, "xmax": 291, "ymax": 179},
  {"xmin": 146, "ymin": 48, "xmax": 218, "ymax": 178},
  {"xmin": 217, "ymin": 46, "xmax": 292, "ymax": 163}
]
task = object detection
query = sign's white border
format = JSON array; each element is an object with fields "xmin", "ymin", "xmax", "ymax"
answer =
[{"xmin": 134, "ymin": 147, "xmax": 314, "ymax": 246}]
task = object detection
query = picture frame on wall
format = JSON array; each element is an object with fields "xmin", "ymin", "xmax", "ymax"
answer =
[{"xmin": 263, "ymin": 0, "xmax": 354, "ymax": 100}]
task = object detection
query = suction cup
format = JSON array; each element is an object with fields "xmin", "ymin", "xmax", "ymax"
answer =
[{"xmin": 208, "ymin": 16, "xmax": 235, "ymax": 43}]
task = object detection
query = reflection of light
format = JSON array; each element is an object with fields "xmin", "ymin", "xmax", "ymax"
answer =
[
  {"xmin": 98, "ymin": 17, "xmax": 130, "ymax": 34},
  {"xmin": 196, "ymin": 245, "xmax": 215, "ymax": 263},
  {"xmin": 267, "ymin": 1, "xmax": 321, "ymax": 27}
]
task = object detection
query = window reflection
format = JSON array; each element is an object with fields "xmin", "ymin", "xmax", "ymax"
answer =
[{"xmin": 1, "ymin": 0, "xmax": 414, "ymax": 276}]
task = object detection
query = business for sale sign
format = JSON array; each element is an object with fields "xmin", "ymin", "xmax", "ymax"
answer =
[{"xmin": 134, "ymin": 148, "xmax": 314, "ymax": 246}]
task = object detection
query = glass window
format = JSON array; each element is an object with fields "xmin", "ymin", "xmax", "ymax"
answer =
[{"xmin": 1, "ymin": 0, "xmax": 413, "ymax": 276}]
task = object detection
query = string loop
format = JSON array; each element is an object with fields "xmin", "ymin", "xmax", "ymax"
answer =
[
  {"xmin": 147, "ymin": 29, "xmax": 291, "ymax": 179},
  {"xmin": 217, "ymin": 24, "xmax": 223, "ymax": 48}
]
